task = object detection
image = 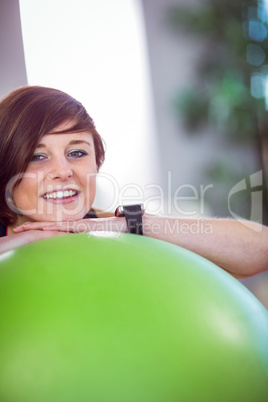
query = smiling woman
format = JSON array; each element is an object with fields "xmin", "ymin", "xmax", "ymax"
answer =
[
  {"xmin": 12, "ymin": 127, "xmax": 98, "ymax": 222},
  {"xmin": 0, "ymin": 85, "xmax": 268, "ymax": 278},
  {"xmin": 0, "ymin": 86, "xmax": 104, "ymax": 226}
]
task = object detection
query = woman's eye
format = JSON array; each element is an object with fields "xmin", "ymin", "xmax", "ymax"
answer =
[
  {"xmin": 68, "ymin": 149, "xmax": 88, "ymax": 158},
  {"xmin": 30, "ymin": 153, "xmax": 47, "ymax": 162}
]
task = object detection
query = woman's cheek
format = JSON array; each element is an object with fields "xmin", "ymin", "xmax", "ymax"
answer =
[{"xmin": 12, "ymin": 179, "xmax": 39, "ymax": 215}]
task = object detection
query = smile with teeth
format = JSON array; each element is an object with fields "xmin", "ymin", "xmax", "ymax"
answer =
[{"xmin": 42, "ymin": 190, "xmax": 78, "ymax": 199}]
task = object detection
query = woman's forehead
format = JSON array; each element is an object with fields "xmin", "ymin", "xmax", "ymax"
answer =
[
  {"xmin": 49, "ymin": 120, "xmax": 78, "ymax": 133},
  {"xmin": 38, "ymin": 131, "xmax": 94, "ymax": 148}
]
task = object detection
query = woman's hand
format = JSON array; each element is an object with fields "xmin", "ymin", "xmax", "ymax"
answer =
[
  {"xmin": 13, "ymin": 217, "xmax": 127, "ymax": 234},
  {"xmin": 0, "ymin": 230, "xmax": 67, "ymax": 255}
]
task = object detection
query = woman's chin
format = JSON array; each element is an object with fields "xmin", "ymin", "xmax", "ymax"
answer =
[
  {"xmin": 26, "ymin": 203, "xmax": 89, "ymax": 223},
  {"xmin": 25, "ymin": 212, "xmax": 86, "ymax": 223}
]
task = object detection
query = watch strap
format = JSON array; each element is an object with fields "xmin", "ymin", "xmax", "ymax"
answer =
[{"xmin": 122, "ymin": 205, "xmax": 143, "ymax": 235}]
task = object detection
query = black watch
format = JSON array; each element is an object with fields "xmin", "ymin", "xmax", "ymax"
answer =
[{"xmin": 115, "ymin": 204, "xmax": 145, "ymax": 235}]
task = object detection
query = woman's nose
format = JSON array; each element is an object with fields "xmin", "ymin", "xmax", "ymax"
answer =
[{"xmin": 47, "ymin": 158, "xmax": 73, "ymax": 180}]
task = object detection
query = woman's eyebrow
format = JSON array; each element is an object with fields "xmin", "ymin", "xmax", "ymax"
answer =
[
  {"xmin": 68, "ymin": 140, "xmax": 92, "ymax": 146},
  {"xmin": 35, "ymin": 139, "xmax": 92, "ymax": 149},
  {"xmin": 35, "ymin": 143, "xmax": 46, "ymax": 149}
]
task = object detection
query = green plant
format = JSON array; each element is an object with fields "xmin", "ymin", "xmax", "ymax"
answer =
[{"xmin": 167, "ymin": 0, "xmax": 268, "ymax": 223}]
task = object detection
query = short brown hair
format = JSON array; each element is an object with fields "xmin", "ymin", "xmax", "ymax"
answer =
[{"xmin": 0, "ymin": 85, "xmax": 105, "ymax": 226}]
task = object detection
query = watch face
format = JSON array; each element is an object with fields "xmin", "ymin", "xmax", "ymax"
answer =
[
  {"xmin": 115, "ymin": 206, "xmax": 125, "ymax": 217},
  {"xmin": 115, "ymin": 204, "xmax": 145, "ymax": 217}
]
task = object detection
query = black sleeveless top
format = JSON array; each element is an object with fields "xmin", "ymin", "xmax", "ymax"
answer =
[
  {"xmin": 0, "ymin": 222, "xmax": 6, "ymax": 238},
  {"xmin": 0, "ymin": 209, "xmax": 98, "ymax": 238}
]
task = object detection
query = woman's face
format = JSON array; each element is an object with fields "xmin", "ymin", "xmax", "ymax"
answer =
[{"xmin": 12, "ymin": 122, "xmax": 98, "ymax": 223}]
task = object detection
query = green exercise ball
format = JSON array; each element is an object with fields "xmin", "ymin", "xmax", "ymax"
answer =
[{"xmin": 0, "ymin": 233, "xmax": 267, "ymax": 402}]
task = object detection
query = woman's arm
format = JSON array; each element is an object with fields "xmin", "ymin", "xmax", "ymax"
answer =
[
  {"xmin": 142, "ymin": 215, "xmax": 268, "ymax": 278},
  {"xmin": 13, "ymin": 215, "xmax": 268, "ymax": 278},
  {"xmin": 0, "ymin": 230, "xmax": 67, "ymax": 255}
]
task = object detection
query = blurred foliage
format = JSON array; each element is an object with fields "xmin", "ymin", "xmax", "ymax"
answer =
[{"xmin": 167, "ymin": 0, "xmax": 268, "ymax": 222}]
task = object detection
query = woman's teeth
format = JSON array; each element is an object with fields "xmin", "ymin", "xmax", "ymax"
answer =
[{"xmin": 43, "ymin": 190, "xmax": 77, "ymax": 199}]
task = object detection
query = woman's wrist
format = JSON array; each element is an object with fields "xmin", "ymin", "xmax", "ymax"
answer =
[
  {"xmin": 108, "ymin": 216, "xmax": 128, "ymax": 233},
  {"xmin": 142, "ymin": 215, "xmax": 163, "ymax": 238}
]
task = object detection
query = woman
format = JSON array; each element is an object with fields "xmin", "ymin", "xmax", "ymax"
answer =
[{"xmin": 0, "ymin": 86, "xmax": 267, "ymax": 278}]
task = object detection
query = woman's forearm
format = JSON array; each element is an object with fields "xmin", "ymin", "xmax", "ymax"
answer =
[
  {"xmin": 12, "ymin": 215, "xmax": 268, "ymax": 278},
  {"xmin": 0, "ymin": 231, "xmax": 67, "ymax": 255},
  {"xmin": 142, "ymin": 215, "xmax": 268, "ymax": 278}
]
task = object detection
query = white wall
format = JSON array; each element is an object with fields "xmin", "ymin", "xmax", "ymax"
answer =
[
  {"xmin": 0, "ymin": 0, "xmax": 27, "ymax": 98},
  {"xmin": 19, "ymin": 0, "xmax": 160, "ymax": 212}
]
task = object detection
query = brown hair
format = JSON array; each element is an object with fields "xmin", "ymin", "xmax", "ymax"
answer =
[{"xmin": 0, "ymin": 85, "xmax": 105, "ymax": 226}]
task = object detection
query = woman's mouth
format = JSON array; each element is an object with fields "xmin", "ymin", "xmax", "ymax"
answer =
[{"xmin": 41, "ymin": 190, "xmax": 80, "ymax": 204}]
